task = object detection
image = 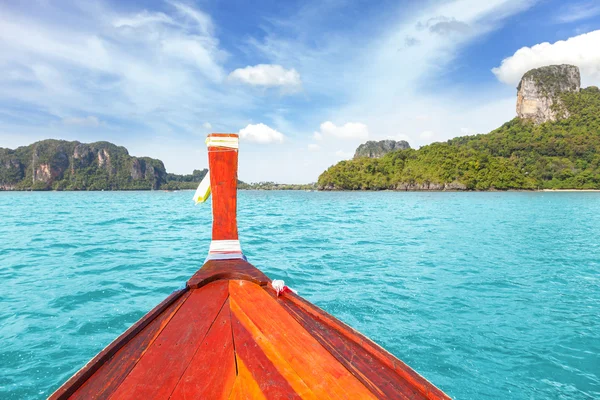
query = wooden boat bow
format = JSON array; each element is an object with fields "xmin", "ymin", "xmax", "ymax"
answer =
[{"xmin": 50, "ymin": 133, "xmax": 450, "ymax": 399}]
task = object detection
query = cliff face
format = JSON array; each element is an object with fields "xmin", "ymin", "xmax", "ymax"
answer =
[
  {"xmin": 354, "ymin": 140, "xmax": 410, "ymax": 159},
  {"xmin": 0, "ymin": 140, "xmax": 167, "ymax": 190},
  {"xmin": 517, "ymin": 64, "xmax": 580, "ymax": 124}
]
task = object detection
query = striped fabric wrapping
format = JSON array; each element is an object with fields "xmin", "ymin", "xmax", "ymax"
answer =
[{"xmin": 206, "ymin": 240, "xmax": 244, "ymax": 261}]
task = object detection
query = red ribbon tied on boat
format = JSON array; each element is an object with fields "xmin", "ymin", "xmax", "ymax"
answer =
[{"xmin": 272, "ymin": 279, "xmax": 297, "ymax": 297}]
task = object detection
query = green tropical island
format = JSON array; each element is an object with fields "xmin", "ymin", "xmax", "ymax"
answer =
[
  {"xmin": 319, "ymin": 65, "xmax": 600, "ymax": 190},
  {"xmin": 1, "ymin": 65, "xmax": 599, "ymax": 191}
]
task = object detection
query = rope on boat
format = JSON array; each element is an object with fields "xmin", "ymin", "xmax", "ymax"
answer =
[{"xmin": 272, "ymin": 280, "xmax": 298, "ymax": 297}]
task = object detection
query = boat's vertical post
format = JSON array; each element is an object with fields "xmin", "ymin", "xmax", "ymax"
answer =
[{"xmin": 206, "ymin": 133, "xmax": 244, "ymax": 260}]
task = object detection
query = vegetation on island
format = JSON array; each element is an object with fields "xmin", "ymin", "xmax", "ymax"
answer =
[
  {"xmin": 238, "ymin": 182, "xmax": 317, "ymax": 190},
  {"xmin": 162, "ymin": 169, "xmax": 208, "ymax": 190},
  {"xmin": 0, "ymin": 139, "xmax": 210, "ymax": 191},
  {"xmin": 318, "ymin": 87, "xmax": 600, "ymax": 190},
  {"xmin": 0, "ymin": 139, "xmax": 310, "ymax": 191}
]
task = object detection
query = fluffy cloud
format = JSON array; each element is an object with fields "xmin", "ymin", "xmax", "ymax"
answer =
[
  {"xmin": 492, "ymin": 30, "xmax": 600, "ymax": 86},
  {"xmin": 228, "ymin": 64, "xmax": 301, "ymax": 90},
  {"xmin": 239, "ymin": 123, "xmax": 285, "ymax": 144},
  {"xmin": 307, "ymin": 143, "xmax": 321, "ymax": 151},
  {"xmin": 314, "ymin": 121, "xmax": 369, "ymax": 140}
]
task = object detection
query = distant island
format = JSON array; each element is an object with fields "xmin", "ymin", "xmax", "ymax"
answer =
[
  {"xmin": 318, "ymin": 65, "xmax": 600, "ymax": 190},
  {"xmin": 0, "ymin": 140, "xmax": 316, "ymax": 191},
  {"xmin": 0, "ymin": 140, "xmax": 210, "ymax": 191},
  {"xmin": 239, "ymin": 182, "xmax": 317, "ymax": 190}
]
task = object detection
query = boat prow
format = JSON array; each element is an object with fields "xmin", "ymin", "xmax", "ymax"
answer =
[{"xmin": 50, "ymin": 134, "xmax": 450, "ymax": 399}]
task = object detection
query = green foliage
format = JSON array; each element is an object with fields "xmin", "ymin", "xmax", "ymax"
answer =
[
  {"xmin": 318, "ymin": 87, "xmax": 600, "ymax": 190},
  {"xmin": 0, "ymin": 139, "xmax": 199, "ymax": 191},
  {"xmin": 238, "ymin": 181, "xmax": 317, "ymax": 190},
  {"xmin": 162, "ymin": 169, "xmax": 208, "ymax": 189}
]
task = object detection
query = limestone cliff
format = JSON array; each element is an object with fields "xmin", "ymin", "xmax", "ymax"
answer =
[
  {"xmin": 0, "ymin": 140, "xmax": 167, "ymax": 190},
  {"xmin": 354, "ymin": 140, "xmax": 411, "ymax": 159},
  {"xmin": 516, "ymin": 64, "xmax": 580, "ymax": 124}
]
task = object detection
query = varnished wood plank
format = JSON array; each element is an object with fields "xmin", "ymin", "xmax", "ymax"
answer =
[
  {"xmin": 49, "ymin": 288, "xmax": 188, "ymax": 400},
  {"xmin": 275, "ymin": 295, "xmax": 413, "ymax": 399},
  {"xmin": 228, "ymin": 357, "xmax": 267, "ymax": 400},
  {"xmin": 187, "ymin": 259, "xmax": 269, "ymax": 289},
  {"xmin": 110, "ymin": 281, "xmax": 229, "ymax": 400},
  {"xmin": 170, "ymin": 299, "xmax": 236, "ymax": 400},
  {"xmin": 268, "ymin": 288, "xmax": 450, "ymax": 400},
  {"xmin": 70, "ymin": 290, "xmax": 191, "ymax": 400},
  {"xmin": 230, "ymin": 298, "xmax": 318, "ymax": 399},
  {"xmin": 230, "ymin": 311, "xmax": 302, "ymax": 399},
  {"xmin": 229, "ymin": 280, "xmax": 377, "ymax": 400}
]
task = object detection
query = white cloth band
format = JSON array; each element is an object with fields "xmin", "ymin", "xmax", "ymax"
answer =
[
  {"xmin": 205, "ymin": 253, "xmax": 245, "ymax": 261},
  {"xmin": 205, "ymin": 136, "xmax": 239, "ymax": 149},
  {"xmin": 209, "ymin": 240, "xmax": 242, "ymax": 253}
]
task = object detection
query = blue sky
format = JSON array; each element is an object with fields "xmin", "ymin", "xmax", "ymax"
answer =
[{"xmin": 1, "ymin": 0, "xmax": 599, "ymax": 183}]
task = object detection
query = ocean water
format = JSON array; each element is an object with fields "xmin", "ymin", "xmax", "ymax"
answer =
[{"xmin": 0, "ymin": 191, "xmax": 599, "ymax": 399}]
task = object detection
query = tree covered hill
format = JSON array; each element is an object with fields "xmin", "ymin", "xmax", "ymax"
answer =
[
  {"xmin": 0, "ymin": 139, "xmax": 208, "ymax": 191},
  {"xmin": 318, "ymin": 86, "xmax": 600, "ymax": 190}
]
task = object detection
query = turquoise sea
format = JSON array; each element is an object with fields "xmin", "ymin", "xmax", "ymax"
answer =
[{"xmin": 0, "ymin": 191, "xmax": 599, "ymax": 399}]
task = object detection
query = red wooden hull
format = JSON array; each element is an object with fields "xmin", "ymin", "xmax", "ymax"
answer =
[
  {"xmin": 50, "ymin": 133, "xmax": 450, "ymax": 398},
  {"xmin": 50, "ymin": 259, "xmax": 450, "ymax": 399}
]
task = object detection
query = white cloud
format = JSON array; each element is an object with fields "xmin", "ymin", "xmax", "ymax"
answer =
[
  {"xmin": 228, "ymin": 64, "xmax": 301, "ymax": 90},
  {"xmin": 335, "ymin": 150, "xmax": 353, "ymax": 159},
  {"xmin": 555, "ymin": 2, "xmax": 600, "ymax": 24},
  {"xmin": 315, "ymin": 121, "xmax": 369, "ymax": 140},
  {"xmin": 308, "ymin": 143, "xmax": 321, "ymax": 151},
  {"xmin": 313, "ymin": 131, "xmax": 323, "ymax": 141},
  {"xmin": 420, "ymin": 130, "xmax": 434, "ymax": 139},
  {"xmin": 492, "ymin": 30, "xmax": 600, "ymax": 87},
  {"xmin": 160, "ymin": 37, "xmax": 225, "ymax": 81},
  {"xmin": 386, "ymin": 133, "xmax": 411, "ymax": 142},
  {"xmin": 203, "ymin": 122, "xmax": 212, "ymax": 129},
  {"xmin": 168, "ymin": 0, "xmax": 215, "ymax": 36},
  {"xmin": 62, "ymin": 115, "xmax": 101, "ymax": 127},
  {"xmin": 239, "ymin": 123, "xmax": 285, "ymax": 144},
  {"xmin": 113, "ymin": 11, "xmax": 174, "ymax": 28},
  {"xmin": 0, "ymin": 1, "xmax": 237, "ymax": 131}
]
